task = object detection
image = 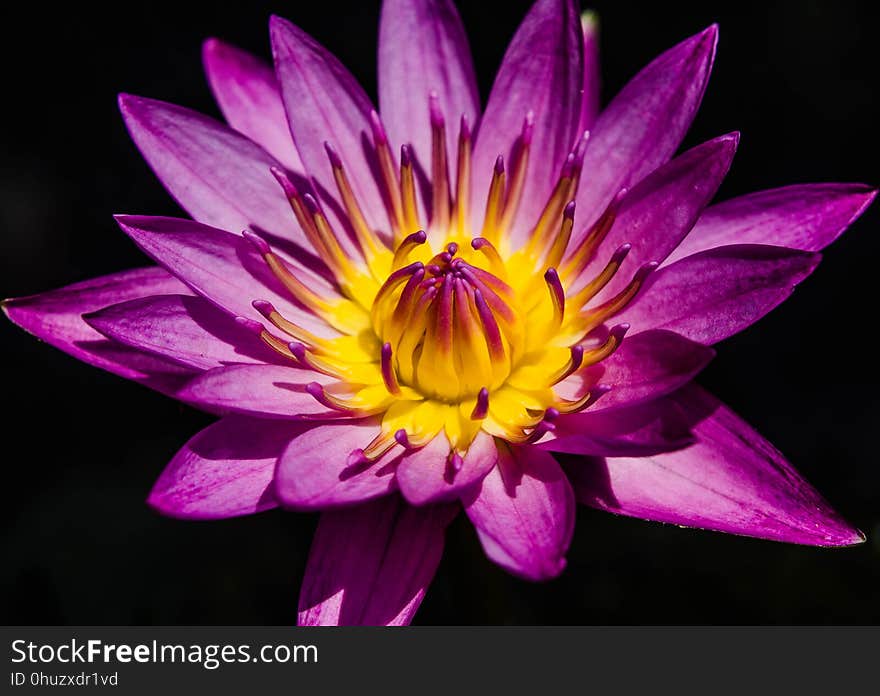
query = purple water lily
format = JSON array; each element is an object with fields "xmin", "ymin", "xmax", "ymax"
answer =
[{"xmin": 4, "ymin": 0, "xmax": 875, "ymax": 626}]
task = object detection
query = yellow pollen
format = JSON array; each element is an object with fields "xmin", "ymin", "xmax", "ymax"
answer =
[{"xmin": 260, "ymin": 113, "xmax": 649, "ymax": 454}]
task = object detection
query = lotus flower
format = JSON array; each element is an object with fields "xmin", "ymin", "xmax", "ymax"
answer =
[{"xmin": 4, "ymin": 0, "xmax": 874, "ymax": 626}]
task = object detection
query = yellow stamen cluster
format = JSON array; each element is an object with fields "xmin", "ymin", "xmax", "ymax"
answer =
[{"xmin": 247, "ymin": 109, "xmax": 650, "ymax": 460}]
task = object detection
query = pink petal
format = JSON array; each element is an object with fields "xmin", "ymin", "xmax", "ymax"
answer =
[
  {"xmin": 274, "ymin": 420, "xmax": 399, "ymax": 510},
  {"xmin": 577, "ymin": 10, "xmax": 601, "ymax": 132},
  {"xmin": 471, "ymin": 0, "xmax": 583, "ymax": 246},
  {"xmin": 270, "ymin": 15, "xmax": 387, "ymax": 240},
  {"xmin": 558, "ymin": 330, "xmax": 715, "ymax": 411},
  {"xmin": 396, "ymin": 430, "xmax": 498, "ymax": 505},
  {"xmin": 464, "ymin": 443, "xmax": 575, "ymax": 581},
  {"xmin": 148, "ymin": 415, "xmax": 295, "ymax": 519},
  {"xmin": 3, "ymin": 267, "xmax": 194, "ymax": 393},
  {"xmin": 540, "ymin": 395, "xmax": 695, "ymax": 457},
  {"xmin": 298, "ymin": 496, "xmax": 457, "ymax": 625},
  {"xmin": 577, "ymin": 25, "xmax": 717, "ymax": 228},
  {"xmin": 178, "ymin": 364, "xmax": 339, "ymax": 419},
  {"xmin": 118, "ymin": 94, "xmax": 313, "ymax": 253},
  {"xmin": 202, "ymin": 38, "xmax": 303, "ymax": 171},
  {"xmin": 615, "ymin": 244, "xmax": 821, "ymax": 344},
  {"xmin": 566, "ymin": 384, "xmax": 863, "ymax": 546},
  {"xmin": 115, "ymin": 215, "xmax": 336, "ymax": 337},
  {"xmin": 378, "ymin": 0, "xmax": 479, "ymax": 175},
  {"xmin": 574, "ymin": 133, "xmax": 738, "ymax": 296},
  {"xmin": 667, "ymin": 183, "xmax": 877, "ymax": 264},
  {"xmin": 85, "ymin": 294, "xmax": 284, "ymax": 371}
]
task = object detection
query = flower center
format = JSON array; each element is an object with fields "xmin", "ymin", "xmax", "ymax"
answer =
[
  {"xmin": 371, "ymin": 240, "xmax": 522, "ymax": 402},
  {"xmin": 240, "ymin": 99, "xmax": 655, "ymax": 455}
]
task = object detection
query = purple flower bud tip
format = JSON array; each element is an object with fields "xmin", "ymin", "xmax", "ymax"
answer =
[
  {"xmin": 345, "ymin": 448, "xmax": 369, "ymax": 469},
  {"xmin": 369, "ymin": 110, "xmax": 388, "ymax": 144},
  {"xmin": 269, "ymin": 166, "xmax": 298, "ymax": 198},
  {"xmin": 459, "ymin": 113, "xmax": 471, "ymax": 140},
  {"xmin": 611, "ymin": 323, "xmax": 631, "ymax": 338},
  {"xmin": 234, "ymin": 316, "xmax": 264, "ymax": 335},
  {"xmin": 394, "ymin": 429, "xmax": 411, "ymax": 448},
  {"xmin": 302, "ymin": 193, "xmax": 321, "ymax": 214},
  {"xmin": 323, "ymin": 141, "xmax": 342, "ymax": 168},
  {"xmin": 494, "ymin": 155, "xmax": 505, "ymax": 175},
  {"xmin": 563, "ymin": 201, "xmax": 576, "ymax": 219},
  {"xmin": 251, "ymin": 299, "xmax": 275, "ymax": 317},
  {"xmin": 400, "ymin": 144, "xmax": 412, "ymax": 167},
  {"xmin": 428, "ymin": 92, "xmax": 444, "ymax": 127},
  {"xmin": 521, "ymin": 111, "xmax": 535, "ymax": 145},
  {"xmin": 242, "ymin": 230, "xmax": 270, "ymax": 255},
  {"xmin": 288, "ymin": 342, "xmax": 308, "ymax": 361},
  {"xmin": 449, "ymin": 452, "xmax": 464, "ymax": 473}
]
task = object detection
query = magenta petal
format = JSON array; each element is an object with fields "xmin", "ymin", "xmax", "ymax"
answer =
[
  {"xmin": 471, "ymin": 0, "xmax": 583, "ymax": 246},
  {"xmin": 668, "ymin": 183, "xmax": 878, "ymax": 263},
  {"xmin": 574, "ymin": 133, "xmax": 738, "ymax": 295},
  {"xmin": 202, "ymin": 38, "xmax": 303, "ymax": 172},
  {"xmin": 541, "ymin": 395, "xmax": 695, "ymax": 457},
  {"xmin": 577, "ymin": 11, "xmax": 601, "ymax": 132},
  {"xmin": 118, "ymin": 94, "xmax": 310, "ymax": 249},
  {"xmin": 615, "ymin": 244, "xmax": 821, "ymax": 344},
  {"xmin": 396, "ymin": 430, "xmax": 498, "ymax": 505},
  {"xmin": 298, "ymin": 496, "xmax": 457, "ymax": 625},
  {"xmin": 274, "ymin": 420, "xmax": 399, "ymax": 510},
  {"xmin": 558, "ymin": 330, "xmax": 714, "ymax": 411},
  {"xmin": 577, "ymin": 25, "xmax": 717, "ymax": 227},
  {"xmin": 85, "ymin": 294, "xmax": 284, "ymax": 370},
  {"xmin": 378, "ymin": 0, "xmax": 479, "ymax": 175},
  {"xmin": 3, "ymin": 267, "xmax": 194, "ymax": 392},
  {"xmin": 270, "ymin": 15, "xmax": 386, "ymax": 238},
  {"xmin": 566, "ymin": 384, "xmax": 863, "ymax": 546},
  {"xmin": 178, "ymin": 364, "xmax": 339, "ymax": 419},
  {"xmin": 115, "ymin": 215, "xmax": 336, "ymax": 337},
  {"xmin": 148, "ymin": 415, "xmax": 292, "ymax": 519},
  {"xmin": 464, "ymin": 444, "xmax": 575, "ymax": 581}
]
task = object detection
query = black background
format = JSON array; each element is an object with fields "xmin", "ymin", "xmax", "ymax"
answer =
[{"xmin": 1, "ymin": 0, "xmax": 878, "ymax": 625}]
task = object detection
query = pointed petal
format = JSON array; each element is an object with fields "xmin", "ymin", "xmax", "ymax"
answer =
[
  {"xmin": 147, "ymin": 416, "xmax": 294, "ymax": 519},
  {"xmin": 178, "ymin": 364, "xmax": 339, "ymax": 419},
  {"xmin": 541, "ymin": 395, "xmax": 696, "ymax": 456},
  {"xmin": 471, "ymin": 0, "xmax": 583, "ymax": 245},
  {"xmin": 378, "ymin": 0, "xmax": 479, "ymax": 173},
  {"xmin": 668, "ymin": 183, "xmax": 877, "ymax": 264},
  {"xmin": 202, "ymin": 38, "xmax": 303, "ymax": 171},
  {"xmin": 298, "ymin": 496, "xmax": 457, "ymax": 625},
  {"xmin": 558, "ymin": 330, "xmax": 714, "ymax": 411},
  {"xmin": 396, "ymin": 430, "xmax": 498, "ymax": 505},
  {"xmin": 3, "ymin": 267, "xmax": 194, "ymax": 392},
  {"xmin": 577, "ymin": 10, "xmax": 601, "ymax": 131},
  {"xmin": 615, "ymin": 244, "xmax": 821, "ymax": 344},
  {"xmin": 577, "ymin": 25, "xmax": 717, "ymax": 227},
  {"xmin": 115, "ymin": 215, "xmax": 337, "ymax": 337},
  {"xmin": 464, "ymin": 443, "xmax": 575, "ymax": 581},
  {"xmin": 274, "ymin": 420, "xmax": 399, "ymax": 510},
  {"xmin": 566, "ymin": 384, "xmax": 864, "ymax": 546},
  {"xmin": 575, "ymin": 133, "xmax": 738, "ymax": 296},
  {"xmin": 270, "ymin": 15, "xmax": 387, "ymax": 238},
  {"xmin": 118, "ymin": 94, "xmax": 314, "ymax": 252},
  {"xmin": 85, "ymin": 294, "xmax": 285, "ymax": 370}
]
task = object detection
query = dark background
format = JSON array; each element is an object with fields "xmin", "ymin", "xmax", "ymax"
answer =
[{"xmin": 1, "ymin": 0, "xmax": 878, "ymax": 625}]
